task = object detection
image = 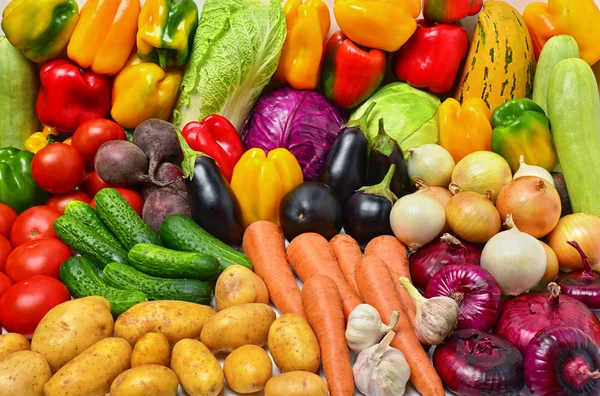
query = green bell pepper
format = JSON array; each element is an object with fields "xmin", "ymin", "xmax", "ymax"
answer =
[
  {"xmin": 0, "ymin": 147, "xmax": 48, "ymax": 213},
  {"xmin": 491, "ymin": 98, "xmax": 558, "ymax": 173}
]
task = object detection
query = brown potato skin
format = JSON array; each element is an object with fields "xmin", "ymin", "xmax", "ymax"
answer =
[
  {"xmin": 264, "ymin": 371, "xmax": 328, "ymax": 396},
  {"xmin": 215, "ymin": 265, "xmax": 269, "ymax": 311},
  {"xmin": 131, "ymin": 332, "xmax": 171, "ymax": 367},
  {"xmin": 0, "ymin": 333, "xmax": 30, "ymax": 359},
  {"xmin": 109, "ymin": 364, "xmax": 179, "ymax": 396},
  {"xmin": 0, "ymin": 350, "xmax": 51, "ymax": 396},
  {"xmin": 268, "ymin": 313, "xmax": 320, "ymax": 373},
  {"xmin": 170, "ymin": 339, "xmax": 224, "ymax": 396},
  {"xmin": 223, "ymin": 345, "xmax": 272, "ymax": 393}
]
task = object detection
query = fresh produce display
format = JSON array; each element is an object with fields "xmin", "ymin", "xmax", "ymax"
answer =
[{"xmin": 2, "ymin": 0, "xmax": 600, "ymax": 394}]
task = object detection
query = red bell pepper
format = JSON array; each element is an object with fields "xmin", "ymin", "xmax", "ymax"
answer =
[
  {"xmin": 321, "ymin": 31, "xmax": 387, "ymax": 109},
  {"xmin": 391, "ymin": 20, "xmax": 469, "ymax": 95},
  {"xmin": 423, "ymin": 0, "xmax": 483, "ymax": 24},
  {"xmin": 181, "ymin": 115, "xmax": 244, "ymax": 182},
  {"xmin": 36, "ymin": 59, "xmax": 112, "ymax": 134}
]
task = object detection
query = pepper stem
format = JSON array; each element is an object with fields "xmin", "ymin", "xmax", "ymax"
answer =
[
  {"xmin": 357, "ymin": 164, "xmax": 398, "ymax": 204},
  {"xmin": 568, "ymin": 241, "xmax": 595, "ymax": 276},
  {"xmin": 371, "ymin": 118, "xmax": 396, "ymax": 157},
  {"xmin": 176, "ymin": 129, "xmax": 215, "ymax": 181},
  {"xmin": 372, "ymin": 329, "xmax": 396, "ymax": 362},
  {"xmin": 158, "ymin": 50, "xmax": 169, "ymax": 70},
  {"xmin": 343, "ymin": 102, "xmax": 376, "ymax": 133},
  {"xmin": 399, "ymin": 277, "xmax": 426, "ymax": 306}
]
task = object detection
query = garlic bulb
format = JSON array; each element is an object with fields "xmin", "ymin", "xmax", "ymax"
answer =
[
  {"xmin": 513, "ymin": 155, "xmax": 555, "ymax": 186},
  {"xmin": 353, "ymin": 330, "xmax": 411, "ymax": 396},
  {"xmin": 345, "ymin": 304, "xmax": 399, "ymax": 352}
]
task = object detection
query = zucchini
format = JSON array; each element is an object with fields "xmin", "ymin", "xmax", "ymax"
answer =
[
  {"xmin": 54, "ymin": 215, "xmax": 129, "ymax": 269},
  {"xmin": 59, "ymin": 257, "xmax": 146, "ymax": 316},
  {"xmin": 128, "ymin": 243, "xmax": 221, "ymax": 281},
  {"xmin": 102, "ymin": 262, "xmax": 213, "ymax": 305},
  {"xmin": 547, "ymin": 58, "xmax": 600, "ymax": 217},
  {"xmin": 160, "ymin": 215, "xmax": 252, "ymax": 270},
  {"xmin": 64, "ymin": 200, "xmax": 123, "ymax": 248},
  {"xmin": 94, "ymin": 188, "xmax": 162, "ymax": 250}
]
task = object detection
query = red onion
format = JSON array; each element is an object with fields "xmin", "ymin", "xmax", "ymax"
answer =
[
  {"xmin": 409, "ymin": 233, "xmax": 482, "ymax": 291},
  {"xmin": 524, "ymin": 326, "xmax": 600, "ymax": 395},
  {"xmin": 495, "ymin": 282, "xmax": 600, "ymax": 353},
  {"xmin": 425, "ymin": 264, "xmax": 502, "ymax": 332},
  {"xmin": 433, "ymin": 329, "xmax": 525, "ymax": 396},
  {"xmin": 556, "ymin": 241, "xmax": 600, "ymax": 309}
]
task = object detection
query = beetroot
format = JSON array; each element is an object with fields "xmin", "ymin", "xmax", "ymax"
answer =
[
  {"xmin": 142, "ymin": 187, "xmax": 191, "ymax": 233},
  {"xmin": 141, "ymin": 162, "xmax": 187, "ymax": 200},
  {"xmin": 133, "ymin": 119, "xmax": 183, "ymax": 184}
]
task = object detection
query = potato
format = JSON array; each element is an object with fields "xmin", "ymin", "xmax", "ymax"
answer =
[
  {"xmin": 201, "ymin": 303, "xmax": 276, "ymax": 353},
  {"xmin": 215, "ymin": 265, "xmax": 269, "ymax": 311},
  {"xmin": 131, "ymin": 332, "xmax": 171, "ymax": 367},
  {"xmin": 109, "ymin": 364, "xmax": 179, "ymax": 396},
  {"xmin": 224, "ymin": 345, "xmax": 272, "ymax": 393},
  {"xmin": 170, "ymin": 339, "xmax": 224, "ymax": 396},
  {"xmin": 264, "ymin": 371, "xmax": 328, "ymax": 396},
  {"xmin": 44, "ymin": 337, "xmax": 132, "ymax": 396},
  {"xmin": 114, "ymin": 300, "xmax": 215, "ymax": 346},
  {"xmin": 268, "ymin": 313, "xmax": 320, "ymax": 373},
  {"xmin": 0, "ymin": 351, "xmax": 51, "ymax": 396},
  {"xmin": 31, "ymin": 296, "xmax": 113, "ymax": 371},
  {"xmin": 0, "ymin": 333, "xmax": 30, "ymax": 359}
]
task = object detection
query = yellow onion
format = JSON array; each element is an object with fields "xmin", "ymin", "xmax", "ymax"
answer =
[
  {"xmin": 547, "ymin": 213, "xmax": 600, "ymax": 271},
  {"xmin": 496, "ymin": 176, "xmax": 561, "ymax": 239},
  {"xmin": 414, "ymin": 177, "xmax": 452, "ymax": 233},
  {"xmin": 534, "ymin": 241, "xmax": 559, "ymax": 289},
  {"xmin": 449, "ymin": 151, "xmax": 512, "ymax": 203},
  {"xmin": 445, "ymin": 191, "xmax": 501, "ymax": 244}
]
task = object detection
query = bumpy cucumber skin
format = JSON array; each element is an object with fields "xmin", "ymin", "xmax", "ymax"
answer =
[{"xmin": 64, "ymin": 200, "xmax": 123, "ymax": 248}]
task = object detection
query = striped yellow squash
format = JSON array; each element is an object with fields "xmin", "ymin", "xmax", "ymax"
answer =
[{"xmin": 454, "ymin": 1, "xmax": 535, "ymax": 112}]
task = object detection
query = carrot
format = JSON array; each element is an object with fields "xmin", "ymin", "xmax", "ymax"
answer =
[
  {"xmin": 364, "ymin": 235, "xmax": 416, "ymax": 327},
  {"xmin": 287, "ymin": 233, "xmax": 362, "ymax": 320},
  {"xmin": 355, "ymin": 256, "xmax": 445, "ymax": 396},
  {"xmin": 242, "ymin": 221, "xmax": 305, "ymax": 318},
  {"xmin": 302, "ymin": 275, "xmax": 354, "ymax": 396},
  {"xmin": 329, "ymin": 234, "xmax": 362, "ymax": 298}
]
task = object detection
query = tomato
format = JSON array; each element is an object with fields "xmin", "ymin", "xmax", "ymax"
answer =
[
  {"xmin": 79, "ymin": 170, "xmax": 114, "ymax": 198},
  {"xmin": 47, "ymin": 190, "xmax": 91, "ymax": 214},
  {"xmin": 32, "ymin": 143, "xmax": 86, "ymax": 194},
  {"xmin": 5, "ymin": 238, "xmax": 73, "ymax": 282},
  {"xmin": 10, "ymin": 206, "xmax": 61, "ymax": 247},
  {"xmin": 72, "ymin": 119, "xmax": 126, "ymax": 168},
  {"xmin": 0, "ymin": 204, "xmax": 17, "ymax": 237},
  {"xmin": 91, "ymin": 188, "xmax": 144, "ymax": 216},
  {"xmin": 0, "ymin": 275, "xmax": 70, "ymax": 338},
  {"xmin": 0, "ymin": 235, "xmax": 12, "ymax": 273},
  {"xmin": 0, "ymin": 272, "xmax": 12, "ymax": 301}
]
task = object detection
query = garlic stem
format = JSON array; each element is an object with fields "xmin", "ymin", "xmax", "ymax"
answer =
[
  {"xmin": 399, "ymin": 277, "xmax": 426, "ymax": 306},
  {"xmin": 372, "ymin": 330, "xmax": 396, "ymax": 361}
]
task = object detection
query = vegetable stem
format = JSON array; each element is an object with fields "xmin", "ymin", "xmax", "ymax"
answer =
[
  {"xmin": 547, "ymin": 282, "xmax": 561, "ymax": 307},
  {"xmin": 465, "ymin": 337, "xmax": 495, "ymax": 355},
  {"xmin": 175, "ymin": 129, "xmax": 215, "ymax": 180},
  {"xmin": 399, "ymin": 277, "xmax": 426, "ymax": 306},
  {"xmin": 440, "ymin": 233, "xmax": 461, "ymax": 245},
  {"xmin": 373, "ymin": 330, "xmax": 396, "ymax": 361},
  {"xmin": 357, "ymin": 164, "xmax": 398, "ymax": 204},
  {"xmin": 568, "ymin": 240, "xmax": 595, "ymax": 276},
  {"xmin": 344, "ymin": 102, "xmax": 376, "ymax": 133}
]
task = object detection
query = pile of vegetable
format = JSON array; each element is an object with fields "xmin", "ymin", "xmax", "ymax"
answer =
[{"xmin": 1, "ymin": 0, "xmax": 600, "ymax": 395}]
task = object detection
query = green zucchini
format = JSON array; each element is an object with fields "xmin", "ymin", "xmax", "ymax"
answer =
[
  {"xmin": 128, "ymin": 243, "xmax": 221, "ymax": 281},
  {"xmin": 64, "ymin": 200, "xmax": 123, "ymax": 248},
  {"xmin": 59, "ymin": 257, "xmax": 146, "ymax": 316},
  {"xmin": 102, "ymin": 262, "xmax": 213, "ymax": 305},
  {"xmin": 547, "ymin": 58, "xmax": 600, "ymax": 216},
  {"xmin": 160, "ymin": 215, "xmax": 252, "ymax": 270},
  {"xmin": 94, "ymin": 188, "xmax": 161, "ymax": 250},
  {"xmin": 54, "ymin": 215, "xmax": 129, "ymax": 269}
]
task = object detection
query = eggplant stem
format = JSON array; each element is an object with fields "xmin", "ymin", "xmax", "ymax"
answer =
[
  {"xmin": 343, "ymin": 101, "xmax": 376, "ymax": 133},
  {"xmin": 399, "ymin": 277, "xmax": 426, "ymax": 305},
  {"xmin": 357, "ymin": 164, "xmax": 398, "ymax": 204},
  {"xmin": 568, "ymin": 241, "xmax": 595, "ymax": 276}
]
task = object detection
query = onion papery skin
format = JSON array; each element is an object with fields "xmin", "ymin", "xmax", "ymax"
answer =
[
  {"xmin": 425, "ymin": 264, "xmax": 502, "ymax": 332},
  {"xmin": 495, "ymin": 284, "xmax": 600, "ymax": 354},
  {"xmin": 524, "ymin": 326, "xmax": 600, "ymax": 396},
  {"xmin": 409, "ymin": 234, "xmax": 482, "ymax": 291},
  {"xmin": 445, "ymin": 192, "xmax": 502, "ymax": 244},
  {"xmin": 433, "ymin": 329, "xmax": 525, "ymax": 396},
  {"xmin": 547, "ymin": 213, "xmax": 600, "ymax": 272}
]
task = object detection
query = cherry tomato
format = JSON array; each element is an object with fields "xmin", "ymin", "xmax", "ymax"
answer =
[
  {"xmin": 0, "ymin": 272, "xmax": 12, "ymax": 301},
  {"xmin": 0, "ymin": 235, "xmax": 12, "ymax": 273},
  {"xmin": 91, "ymin": 188, "xmax": 144, "ymax": 216},
  {"xmin": 0, "ymin": 275, "xmax": 70, "ymax": 338},
  {"xmin": 79, "ymin": 171, "xmax": 114, "ymax": 198},
  {"xmin": 71, "ymin": 119, "xmax": 126, "ymax": 169},
  {"xmin": 5, "ymin": 238, "xmax": 73, "ymax": 282},
  {"xmin": 10, "ymin": 206, "xmax": 61, "ymax": 247},
  {"xmin": 47, "ymin": 191, "xmax": 91, "ymax": 214},
  {"xmin": 32, "ymin": 143, "xmax": 86, "ymax": 194},
  {"xmin": 0, "ymin": 204, "xmax": 17, "ymax": 238}
]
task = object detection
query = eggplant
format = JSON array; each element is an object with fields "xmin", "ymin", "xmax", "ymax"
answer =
[{"xmin": 280, "ymin": 182, "xmax": 343, "ymax": 241}]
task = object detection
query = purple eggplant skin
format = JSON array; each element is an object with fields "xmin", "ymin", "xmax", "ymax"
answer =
[
  {"xmin": 141, "ymin": 162, "xmax": 188, "ymax": 200},
  {"xmin": 343, "ymin": 191, "xmax": 394, "ymax": 248},
  {"xmin": 142, "ymin": 187, "xmax": 191, "ymax": 233}
]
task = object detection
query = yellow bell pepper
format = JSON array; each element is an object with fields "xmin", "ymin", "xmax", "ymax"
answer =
[
  {"xmin": 439, "ymin": 98, "xmax": 493, "ymax": 163},
  {"xmin": 67, "ymin": 0, "xmax": 140, "ymax": 75},
  {"xmin": 333, "ymin": 0, "xmax": 421, "ymax": 52},
  {"xmin": 274, "ymin": 0, "xmax": 330, "ymax": 90},
  {"xmin": 523, "ymin": 0, "xmax": 600, "ymax": 65},
  {"xmin": 63, "ymin": 137, "xmax": 72, "ymax": 145},
  {"xmin": 24, "ymin": 126, "xmax": 58, "ymax": 153},
  {"xmin": 230, "ymin": 148, "xmax": 303, "ymax": 228},
  {"xmin": 111, "ymin": 56, "xmax": 183, "ymax": 129}
]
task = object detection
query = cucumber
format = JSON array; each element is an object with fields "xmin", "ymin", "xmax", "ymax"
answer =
[
  {"xmin": 59, "ymin": 256, "xmax": 146, "ymax": 316},
  {"xmin": 160, "ymin": 215, "xmax": 252, "ymax": 270},
  {"xmin": 102, "ymin": 262, "xmax": 213, "ymax": 305},
  {"xmin": 54, "ymin": 215, "xmax": 129, "ymax": 269},
  {"xmin": 128, "ymin": 243, "xmax": 221, "ymax": 281},
  {"xmin": 64, "ymin": 200, "xmax": 123, "ymax": 248},
  {"xmin": 94, "ymin": 188, "xmax": 161, "ymax": 250}
]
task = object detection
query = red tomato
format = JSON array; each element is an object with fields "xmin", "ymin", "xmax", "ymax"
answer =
[
  {"xmin": 72, "ymin": 119, "xmax": 126, "ymax": 168},
  {"xmin": 79, "ymin": 171, "xmax": 114, "ymax": 198},
  {"xmin": 0, "ymin": 204, "xmax": 17, "ymax": 237},
  {"xmin": 0, "ymin": 275, "xmax": 70, "ymax": 338},
  {"xmin": 0, "ymin": 272, "xmax": 13, "ymax": 301},
  {"xmin": 5, "ymin": 238, "xmax": 73, "ymax": 282},
  {"xmin": 10, "ymin": 206, "xmax": 61, "ymax": 247},
  {"xmin": 91, "ymin": 188, "xmax": 144, "ymax": 216},
  {"xmin": 32, "ymin": 143, "xmax": 86, "ymax": 194},
  {"xmin": 47, "ymin": 190, "xmax": 91, "ymax": 214},
  {"xmin": 0, "ymin": 235, "xmax": 12, "ymax": 272}
]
